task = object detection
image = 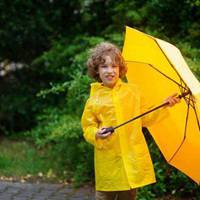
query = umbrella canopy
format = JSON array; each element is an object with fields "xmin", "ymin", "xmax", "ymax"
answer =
[{"xmin": 122, "ymin": 26, "xmax": 200, "ymax": 184}]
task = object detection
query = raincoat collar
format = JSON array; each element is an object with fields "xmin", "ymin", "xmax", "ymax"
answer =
[{"xmin": 91, "ymin": 78, "xmax": 123, "ymax": 90}]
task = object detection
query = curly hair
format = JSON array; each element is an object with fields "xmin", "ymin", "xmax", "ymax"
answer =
[{"xmin": 87, "ymin": 42, "xmax": 127, "ymax": 82}]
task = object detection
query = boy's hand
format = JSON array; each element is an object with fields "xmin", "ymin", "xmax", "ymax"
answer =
[
  {"xmin": 95, "ymin": 128, "xmax": 112, "ymax": 139},
  {"xmin": 164, "ymin": 93, "xmax": 181, "ymax": 107}
]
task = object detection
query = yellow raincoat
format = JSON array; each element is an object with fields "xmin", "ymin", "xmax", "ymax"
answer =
[{"xmin": 81, "ymin": 79, "xmax": 167, "ymax": 191}]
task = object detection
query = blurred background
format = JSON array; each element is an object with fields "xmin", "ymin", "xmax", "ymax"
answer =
[{"xmin": 0, "ymin": 0, "xmax": 200, "ymax": 199}]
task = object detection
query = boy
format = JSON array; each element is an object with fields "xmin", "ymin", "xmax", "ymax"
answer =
[{"xmin": 81, "ymin": 42, "xmax": 180, "ymax": 200}]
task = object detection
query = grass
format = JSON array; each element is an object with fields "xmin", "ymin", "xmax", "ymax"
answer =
[{"xmin": 0, "ymin": 137, "xmax": 68, "ymax": 183}]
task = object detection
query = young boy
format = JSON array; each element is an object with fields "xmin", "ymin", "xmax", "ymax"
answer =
[{"xmin": 81, "ymin": 42, "xmax": 180, "ymax": 200}]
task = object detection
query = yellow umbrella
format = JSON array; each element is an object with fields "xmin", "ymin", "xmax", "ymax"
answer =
[{"xmin": 122, "ymin": 26, "xmax": 200, "ymax": 184}]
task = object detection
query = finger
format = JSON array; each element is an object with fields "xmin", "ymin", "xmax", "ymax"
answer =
[
  {"xmin": 172, "ymin": 99, "xmax": 177, "ymax": 104},
  {"xmin": 171, "ymin": 96, "xmax": 179, "ymax": 102},
  {"xmin": 103, "ymin": 132, "xmax": 111, "ymax": 136},
  {"xmin": 167, "ymin": 99, "xmax": 175, "ymax": 106},
  {"xmin": 166, "ymin": 98, "xmax": 173, "ymax": 104},
  {"xmin": 100, "ymin": 128, "xmax": 109, "ymax": 135},
  {"xmin": 168, "ymin": 102, "xmax": 174, "ymax": 107},
  {"xmin": 174, "ymin": 98, "xmax": 181, "ymax": 103},
  {"xmin": 171, "ymin": 98, "xmax": 177, "ymax": 103},
  {"xmin": 171, "ymin": 92, "xmax": 178, "ymax": 97},
  {"xmin": 169, "ymin": 98, "xmax": 179, "ymax": 106},
  {"xmin": 173, "ymin": 97, "xmax": 181, "ymax": 103},
  {"xmin": 99, "ymin": 128, "xmax": 106, "ymax": 134},
  {"xmin": 100, "ymin": 132, "xmax": 112, "ymax": 138}
]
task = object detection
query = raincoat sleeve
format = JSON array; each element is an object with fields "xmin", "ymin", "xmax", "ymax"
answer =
[
  {"xmin": 81, "ymin": 98, "xmax": 98, "ymax": 145},
  {"xmin": 81, "ymin": 98, "xmax": 104, "ymax": 149},
  {"xmin": 140, "ymin": 91, "xmax": 169, "ymax": 127}
]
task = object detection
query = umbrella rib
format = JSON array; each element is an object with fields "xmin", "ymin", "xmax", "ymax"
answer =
[
  {"xmin": 168, "ymin": 96, "xmax": 190, "ymax": 163},
  {"xmin": 180, "ymin": 79, "xmax": 187, "ymax": 96},
  {"xmin": 184, "ymin": 96, "xmax": 195, "ymax": 109},
  {"xmin": 154, "ymin": 39, "xmax": 189, "ymax": 88},
  {"xmin": 179, "ymin": 79, "xmax": 196, "ymax": 108},
  {"xmin": 125, "ymin": 60, "xmax": 187, "ymax": 91},
  {"xmin": 190, "ymin": 96, "xmax": 200, "ymax": 131}
]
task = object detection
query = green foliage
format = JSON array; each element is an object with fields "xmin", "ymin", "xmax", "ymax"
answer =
[
  {"xmin": 66, "ymin": 73, "xmax": 91, "ymax": 115},
  {"xmin": 176, "ymin": 42, "xmax": 200, "ymax": 80},
  {"xmin": 0, "ymin": 67, "xmax": 44, "ymax": 133},
  {"xmin": 0, "ymin": 0, "xmax": 87, "ymax": 62},
  {"xmin": 0, "ymin": 139, "xmax": 53, "ymax": 178},
  {"xmin": 0, "ymin": 35, "xmax": 105, "ymax": 134},
  {"xmin": 0, "ymin": 64, "xmax": 66, "ymax": 134},
  {"xmin": 24, "ymin": 108, "xmax": 94, "ymax": 184},
  {"xmin": 32, "ymin": 35, "xmax": 105, "ymax": 80},
  {"xmin": 0, "ymin": 0, "xmax": 199, "ymax": 63},
  {"xmin": 22, "ymin": 67, "xmax": 95, "ymax": 184},
  {"xmin": 137, "ymin": 187, "xmax": 156, "ymax": 200}
]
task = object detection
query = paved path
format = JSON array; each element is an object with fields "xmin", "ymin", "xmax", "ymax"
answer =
[{"xmin": 0, "ymin": 181, "xmax": 95, "ymax": 200}]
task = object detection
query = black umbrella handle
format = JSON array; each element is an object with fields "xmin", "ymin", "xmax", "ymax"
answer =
[{"xmin": 101, "ymin": 127, "xmax": 115, "ymax": 135}]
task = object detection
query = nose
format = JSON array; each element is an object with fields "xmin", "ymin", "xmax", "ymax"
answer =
[{"xmin": 107, "ymin": 65, "xmax": 114, "ymax": 73}]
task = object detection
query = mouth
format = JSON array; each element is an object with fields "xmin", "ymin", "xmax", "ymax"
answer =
[{"xmin": 105, "ymin": 75, "xmax": 115, "ymax": 81}]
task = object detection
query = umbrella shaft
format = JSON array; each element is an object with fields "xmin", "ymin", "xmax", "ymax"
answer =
[
  {"xmin": 114, "ymin": 91, "xmax": 190, "ymax": 130},
  {"xmin": 114, "ymin": 102, "xmax": 168, "ymax": 130}
]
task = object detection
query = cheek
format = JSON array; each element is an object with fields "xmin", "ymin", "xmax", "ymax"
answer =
[
  {"xmin": 98, "ymin": 68, "xmax": 102, "ymax": 76},
  {"xmin": 116, "ymin": 68, "xmax": 120, "ymax": 75},
  {"xmin": 98, "ymin": 69, "xmax": 105, "ymax": 80}
]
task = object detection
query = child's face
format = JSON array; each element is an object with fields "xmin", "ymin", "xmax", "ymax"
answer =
[{"xmin": 98, "ymin": 55, "xmax": 119, "ymax": 88}]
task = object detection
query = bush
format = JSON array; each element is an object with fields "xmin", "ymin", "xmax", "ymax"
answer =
[{"xmin": 24, "ymin": 108, "xmax": 94, "ymax": 184}]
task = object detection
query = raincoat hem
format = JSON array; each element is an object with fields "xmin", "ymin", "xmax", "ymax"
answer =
[{"xmin": 95, "ymin": 179, "xmax": 156, "ymax": 191}]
